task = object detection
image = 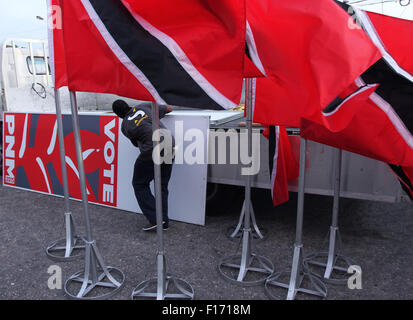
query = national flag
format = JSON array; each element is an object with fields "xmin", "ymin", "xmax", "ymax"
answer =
[
  {"xmin": 301, "ymin": 59, "xmax": 413, "ymax": 200},
  {"xmin": 247, "ymin": 0, "xmax": 381, "ymax": 127},
  {"xmin": 59, "ymin": 0, "xmax": 246, "ymax": 109}
]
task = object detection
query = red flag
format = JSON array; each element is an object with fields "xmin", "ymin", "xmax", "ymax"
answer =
[
  {"xmin": 248, "ymin": 0, "xmax": 381, "ymax": 127},
  {"xmin": 47, "ymin": 0, "xmax": 67, "ymax": 88},
  {"xmin": 299, "ymin": 7, "xmax": 413, "ymax": 200},
  {"xmin": 366, "ymin": 11, "xmax": 413, "ymax": 76},
  {"xmin": 263, "ymin": 126, "xmax": 299, "ymax": 206},
  {"xmin": 60, "ymin": 0, "xmax": 246, "ymax": 109},
  {"xmin": 301, "ymin": 58, "xmax": 413, "ymax": 200}
]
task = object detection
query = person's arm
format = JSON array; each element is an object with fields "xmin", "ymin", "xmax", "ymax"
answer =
[{"xmin": 159, "ymin": 105, "xmax": 173, "ymax": 119}]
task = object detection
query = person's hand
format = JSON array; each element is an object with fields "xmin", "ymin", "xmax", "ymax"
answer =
[{"xmin": 166, "ymin": 105, "xmax": 173, "ymax": 113}]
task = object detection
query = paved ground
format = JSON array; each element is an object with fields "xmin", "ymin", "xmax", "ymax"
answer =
[{"xmin": 1, "ymin": 183, "xmax": 413, "ymax": 300}]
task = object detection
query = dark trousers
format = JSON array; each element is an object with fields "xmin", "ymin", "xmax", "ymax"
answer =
[{"xmin": 132, "ymin": 157, "xmax": 173, "ymax": 225}]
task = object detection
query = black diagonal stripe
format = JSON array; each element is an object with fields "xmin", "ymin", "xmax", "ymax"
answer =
[
  {"xmin": 389, "ymin": 164, "xmax": 413, "ymax": 200},
  {"xmin": 334, "ymin": 0, "xmax": 350, "ymax": 12},
  {"xmin": 323, "ymin": 85, "xmax": 368, "ymax": 114},
  {"xmin": 361, "ymin": 59, "xmax": 413, "ymax": 134},
  {"xmin": 268, "ymin": 126, "xmax": 276, "ymax": 175},
  {"xmin": 88, "ymin": 0, "xmax": 224, "ymax": 110}
]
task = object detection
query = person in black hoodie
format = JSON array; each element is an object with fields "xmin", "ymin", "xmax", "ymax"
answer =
[{"xmin": 112, "ymin": 100, "xmax": 174, "ymax": 232}]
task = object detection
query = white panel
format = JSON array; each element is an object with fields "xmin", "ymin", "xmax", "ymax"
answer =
[{"xmin": 117, "ymin": 114, "xmax": 210, "ymax": 226}]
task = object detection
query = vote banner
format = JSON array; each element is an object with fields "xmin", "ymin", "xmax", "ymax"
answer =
[{"xmin": 2, "ymin": 112, "xmax": 119, "ymax": 207}]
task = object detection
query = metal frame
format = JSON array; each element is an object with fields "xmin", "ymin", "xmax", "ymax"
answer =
[
  {"xmin": 304, "ymin": 148, "xmax": 356, "ymax": 285},
  {"xmin": 218, "ymin": 78, "xmax": 274, "ymax": 286},
  {"xmin": 227, "ymin": 200, "xmax": 265, "ymax": 240},
  {"xmin": 265, "ymin": 138, "xmax": 327, "ymax": 300},
  {"xmin": 45, "ymin": 89, "xmax": 85, "ymax": 262},
  {"xmin": 63, "ymin": 91, "xmax": 124, "ymax": 299},
  {"xmin": 131, "ymin": 102, "xmax": 194, "ymax": 300}
]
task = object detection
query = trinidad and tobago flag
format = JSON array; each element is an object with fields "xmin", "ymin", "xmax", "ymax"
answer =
[
  {"xmin": 248, "ymin": 0, "xmax": 381, "ymax": 127},
  {"xmin": 300, "ymin": 5, "xmax": 413, "ymax": 200},
  {"xmin": 247, "ymin": 0, "xmax": 413, "ymax": 202},
  {"xmin": 58, "ymin": 0, "xmax": 246, "ymax": 110}
]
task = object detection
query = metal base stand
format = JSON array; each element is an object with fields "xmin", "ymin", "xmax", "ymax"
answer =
[
  {"xmin": 46, "ymin": 212, "xmax": 85, "ymax": 262},
  {"xmin": 304, "ymin": 228, "xmax": 355, "ymax": 285},
  {"xmin": 265, "ymin": 245, "xmax": 327, "ymax": 300},
  {"xmin": 131, "ymin": 102, "xmax": 194, "ymax": 301},
  {"xmin": 264, "ymin": 138, "xmax": 327, "ymax": 300},
  {"xmin": 218, "ymin": 236, "xmax": 274, "ymax": 286},
  {"xmin": 304, "ymin": 149, "xmax": 356, "ymax": 285},
  {"xmin": 64, "ymin": 240, "xmax": 125, "ymax": 299},
  {"xmin": 227, "ymin": 200, "xmax": 266, "ymax": 240},
  {"xmin": 218, "ymin": 78, "xmax": 274, "ymax": 286},
  {"xmin": 132, "ymin": 254, "xmax": 194, "ymax": 300},
  {"xmin": 63, "ymin": 91, "xmax": 125, "ymax": 300}
]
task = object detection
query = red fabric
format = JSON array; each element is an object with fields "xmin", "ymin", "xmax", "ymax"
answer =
[
  {"xmin": 243, "ymin": 55, "xmax": 265, "ymax": 79},
  {"xmin": 48, "ymin": 0, "xmax": 67, "ymax": 88},
  {"xmin": 262, "ymin": 126, "xmax": 299, "ymax": 207},
  {"xmin": 367, "ymin": 11, "xmax": 413, "ymax": 75},
  {"xmin": 272, "ymin": 127, "xmax": 299, "ymax": 206},
  {"xmin": 61, "ymin": 0, "xmax": 245, "ymax": 106},
  {"xmin": 61, "ymin": 0, "xmax": 153, "ymax": 101},
  {"xmin": 300, "ymin": 97, "xmax": 413, "ymax": 169},
  {"xmin": 248, "ymin": 0, "xmax": 381, "ymax": 127},
  {"xmin": 312, "ymin": 84, "xmax": 379, "ymax": 133}
]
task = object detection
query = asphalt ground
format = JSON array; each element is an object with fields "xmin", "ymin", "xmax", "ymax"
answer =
[{"xmin": 1, "ymin": 183, "xmax": 413, "ymax": 300}]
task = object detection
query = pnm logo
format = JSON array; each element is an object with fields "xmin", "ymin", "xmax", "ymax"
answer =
[{"xmin": 4, "ymin": 115, "xmax": 16, "ymax": 185}]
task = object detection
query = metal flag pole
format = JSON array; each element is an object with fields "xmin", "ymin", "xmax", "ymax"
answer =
[
  {"xmin": 218, "ymin": 78, "xmax": 274, "ymax": 286},
  {"xmin": 304, "ymin": 148, "xmax": 355, "ymax": 284},
  {"xmin": 131, "ymin": 102, "xmax": 194, "ymax": 300},
  {"xmin": 227, "ymin": 79, "xmax": 264, "ymax": 241},
  {"xmin": 265, "ymin": 138, "xmax": 327, "ymax": 300},
  {"xmin": 63, "ymin": 91, "xmax": 125, "ymax": 300},
  {"xmin": 45, "ymin": 89, "xmax": 85, "ymax": 261}
]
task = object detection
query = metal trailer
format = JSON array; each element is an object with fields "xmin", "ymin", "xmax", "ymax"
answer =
[{"xmin": 206, "ymin": 119, "xmax": 409, "ymax": 211}]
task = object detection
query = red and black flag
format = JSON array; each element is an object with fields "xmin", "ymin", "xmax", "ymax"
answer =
[
  {"xmin": 59, "ymin": 0, "xmax": 246, "ymax": 109},
  {"xmin": 246, "ymin": 0, "xmax": 381, "ymax": 127},
  {"xmin": 301, "ymin": 7, "xmax": 413, "ymax": 200}
]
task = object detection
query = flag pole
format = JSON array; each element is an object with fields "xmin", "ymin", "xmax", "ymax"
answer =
[
  {"xmin": 227, "ymin": 79, "xmax": 264, "ymax": 240},
  {"xmin": 131, "ymin": 102, "xmax": 194, "ymax": 300},
  {"xmin": 218, "ymin": 78, "xmax": 274, "ymax": 285},
  {"xmin": 63, "ymin": 91, "xmax": 125, "ymax": 300},
  {"xmin": 304, "ymin": 148, "xmax": 356, "ymax": 284},
  {"xmin": 265, "ymin": 137, "xmax": 327, "ymax": 300},
  {"xmin": 45, "ymin": 89, "xmax": 85, "ymax": 261}
]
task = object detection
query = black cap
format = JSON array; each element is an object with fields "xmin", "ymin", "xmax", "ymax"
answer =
[{"xmin": 112, "ymin": 100, "xmax": 131, "ymax": 119}]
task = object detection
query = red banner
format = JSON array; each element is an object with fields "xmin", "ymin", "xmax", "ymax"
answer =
[{"xmin": 2, "ymin": 113, "xmax": 119, "ymax": 207}]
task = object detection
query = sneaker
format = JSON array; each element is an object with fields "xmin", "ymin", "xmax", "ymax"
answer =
[
  {"xmin": 142, "ymin": 222, "xmax": 169, "ymax": 232},
  {"xmin": 142, "ymin": 223, "xmax": 157, "ymax": 232}
]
